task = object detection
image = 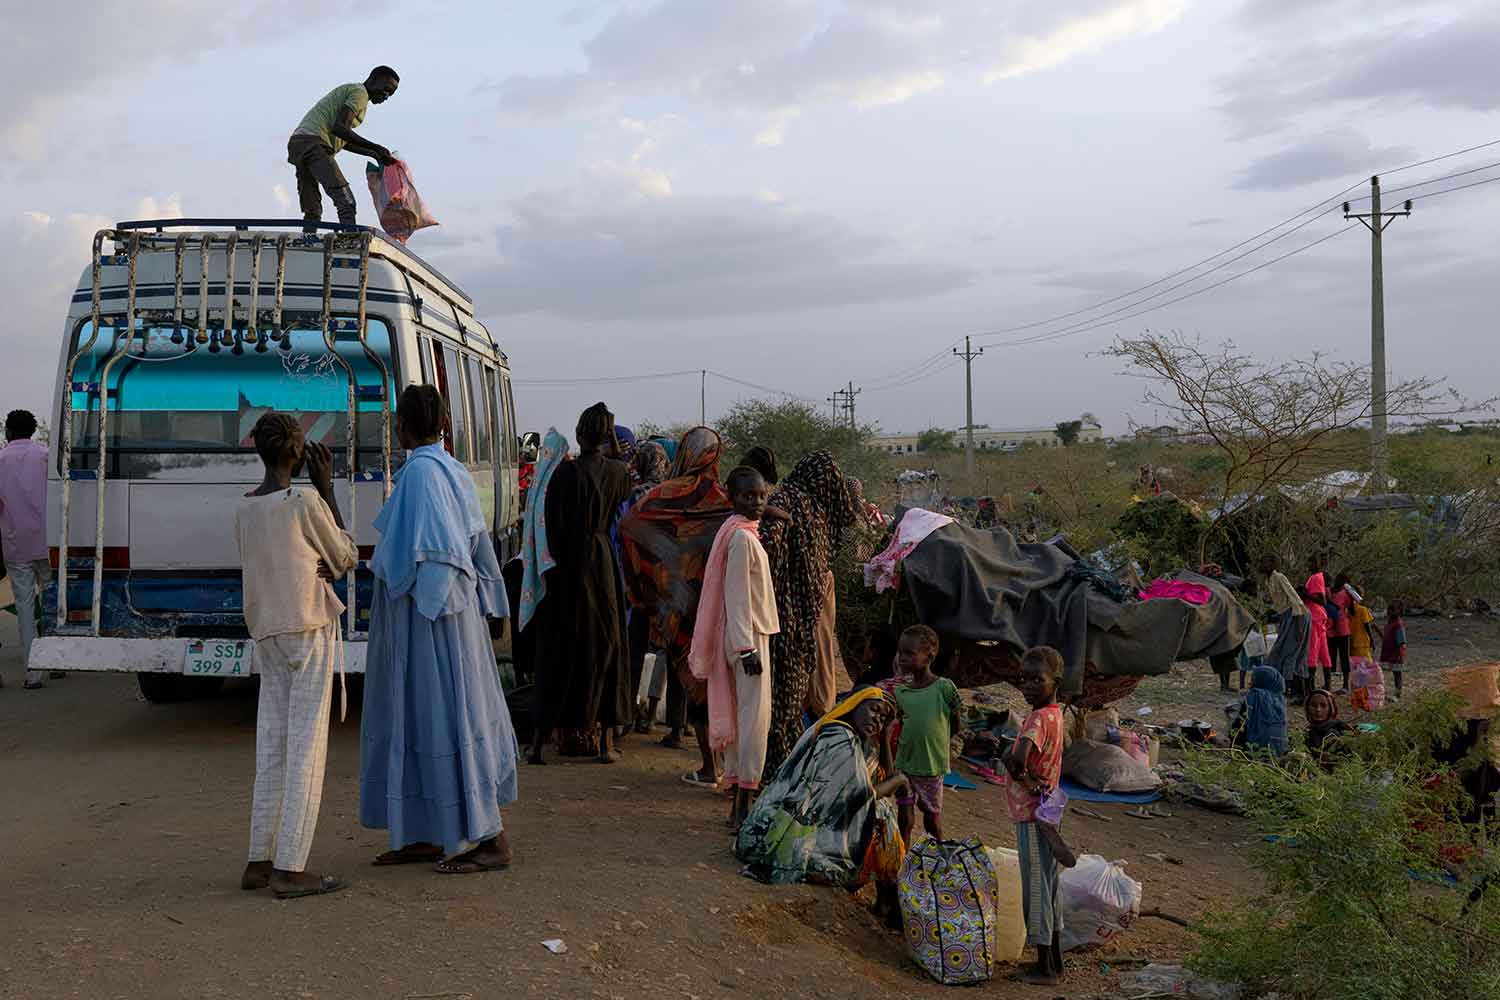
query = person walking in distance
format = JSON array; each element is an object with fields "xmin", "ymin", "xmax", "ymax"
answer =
[
  {"xmin": 237, "ymin": 414, "xmax": 357, "ymax": 898},
  {"xmin": 0, "ymin": 410, "xmax": 54, "ymax": 690},
  {"xmin": 287, "ymin": 66, "xmax": 400, "ymax": 227}
]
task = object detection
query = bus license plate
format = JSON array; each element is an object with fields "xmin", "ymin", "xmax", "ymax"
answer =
[{"xmin": 182, "ymin": 639, "xmax": 252, "ymax": 677}]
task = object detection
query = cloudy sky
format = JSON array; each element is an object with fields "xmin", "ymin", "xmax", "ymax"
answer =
[{"xmin": 6, "ymin": 0, "xmax": 1500, "ymax": 439}]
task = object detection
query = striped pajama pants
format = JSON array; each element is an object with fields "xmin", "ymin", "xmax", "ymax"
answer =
[
  {"xmin": 1015, "ymin": 821, "xmax": 1065, "ymax": 946},
  {"xmin": 248, "ymin": 625, "xmax": 338, "ymax": 872}
]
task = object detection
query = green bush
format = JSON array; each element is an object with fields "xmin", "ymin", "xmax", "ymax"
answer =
[{"xmin": 1184, "ymin": 692, "xmax": 1500, "ymax": 1000}]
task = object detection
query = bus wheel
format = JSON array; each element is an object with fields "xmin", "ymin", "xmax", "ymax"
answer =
[{"xmin": 136, "ymin": 672, "xmax": 225, "ymax": 703}]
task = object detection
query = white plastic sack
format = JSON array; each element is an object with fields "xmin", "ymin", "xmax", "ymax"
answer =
[
  {"xmin": 982, "ymin": 847, "xmax": 1028, "ymax": 965},
  {"xmin": 1058, "ymin": 854, "xmax": 1141, "ymax": 953},
  {"xmin": 1063, "ymin": 738, "xmax": 1161, "ymax": 793}
]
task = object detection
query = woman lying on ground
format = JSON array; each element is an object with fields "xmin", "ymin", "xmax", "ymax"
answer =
[{"xmin": 735, "ymin": 686, "xmax": 909, "ymax": 922}]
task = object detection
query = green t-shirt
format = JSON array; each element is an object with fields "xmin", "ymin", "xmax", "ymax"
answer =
[
  {"xmin": 894, "ymin": 677, "xmax": 961, "ymax": 777},
  {"xmin": 295, "ymin": 84, "xmax": 370, "ymax": 153}
]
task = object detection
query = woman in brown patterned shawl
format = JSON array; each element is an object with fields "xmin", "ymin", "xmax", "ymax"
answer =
[
  {"xmin": 618, "ymin": 428, "xmax": 733, "ymax": 780},
  {"xmin": 761, "ymin": 450, "xmax": 861, "ymax": 777}
]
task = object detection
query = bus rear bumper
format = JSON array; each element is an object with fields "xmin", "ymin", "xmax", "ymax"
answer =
[{"xmin": 28, "ymin": 636, "xmax": 370, "ymax": 674}]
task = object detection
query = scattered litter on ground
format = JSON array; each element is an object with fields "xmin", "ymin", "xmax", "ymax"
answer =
[
  {"xmin": 1119, "ymin": 962, "xmax": 1241, "ymax": 999},
  {"xmin": 541, "ymin": 939, "xmax": 567, "ymax": 955},
  {"xmin": 1137, "ymin": 706, "xmax": 1154, "ymax": 716}
]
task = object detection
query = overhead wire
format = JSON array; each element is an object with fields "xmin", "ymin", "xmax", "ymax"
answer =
[
  {"xmin": 977, "ymin": 224, "xmax": 1360, "ymax": 349},
  {"xmin": 513, "ymin": 368, "xmax": 700, "ymax": 386},
  {"xmin": 512, "ymin": 139, "xmax": 1500, "ymax": 408},
  {"xmin": 1344, "ymin": 159, "xmax": 1500, "ymax": 203},
  {"xmin": 855, "ymin": 136, "xmax": 1500, "ymax": 387}
]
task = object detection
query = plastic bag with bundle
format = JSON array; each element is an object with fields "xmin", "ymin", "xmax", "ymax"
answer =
[{"xmin": 365, "ymin": 157, "xmax": 439, "ymax": 243}]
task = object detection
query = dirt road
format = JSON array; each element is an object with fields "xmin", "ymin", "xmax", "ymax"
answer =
[{"xmin": 2, "ymin": 617, "xmax": 1261, "ymax": 1000}]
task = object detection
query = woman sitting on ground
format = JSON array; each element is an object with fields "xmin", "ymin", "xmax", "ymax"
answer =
[
  {"xmin": 1233, "ymin": 664, "xmax": 1289, "ymax": 756},
  {"xmin": 1304, "ymin": 689, "xmax": 1350, "ymax": 767},
  {"xmin": 735, "ymin": 687, "xmax": 909, "ymax": 914}
]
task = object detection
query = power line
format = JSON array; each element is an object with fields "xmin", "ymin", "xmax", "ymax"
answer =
[
  {"xmin": 1407, "ymin": 173, "xmax": 1500, "ymax": 202},
  {"xmin": 514, "ymin": 368, "xmax": 700, "ymax": 385},
  {"xmin": 864, "ymin": 358, "xmax": 962, "ymax": 392},
  {"xmin": 854, "ymin": 136, "xmax": 1500, "ymax": 387},
  {"xmin": 1378, "ymin": 138, "xmax": 1500, "ymax": 176},
  {"xmin": 977, "ymin": 224, "xmax": 1360, "ymax": 350},
  {"xmin": 705, "ymin": 370, "xmax": 822, "ymax": 404},
  {"xmin": 1344, "ymin": 159, "xmax": 1500, "ymax": 203}
]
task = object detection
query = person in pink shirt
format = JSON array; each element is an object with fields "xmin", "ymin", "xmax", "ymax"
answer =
[{"xmin": 0, "ymin": 410, "xmax": 55, "ymax": 689}]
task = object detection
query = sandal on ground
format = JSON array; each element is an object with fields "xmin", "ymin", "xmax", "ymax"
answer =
[
  {"xmin": 435, "ymin": 857, "xmax": 510, "ymax": 875},
  {"xmin": 681, "ymin": 770, "xmax": 720, "ymax": 789},
  {"xmin": 373, "ymin": 845, "xmax": 444, "ymax": 866},
  {"xmin": 273, "ymin": 875, "xmax": 346, "ymax": 899}
]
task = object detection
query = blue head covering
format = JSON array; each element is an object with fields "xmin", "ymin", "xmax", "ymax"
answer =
[
  {"xmin": 614, "ymin": 424, "xmax": 637, "ymax": 457},
  {"xmin": 370, "ymin": 443, "xmax": 506, "ymax": 621},
  {"xmin": 1244, "ymin": 664, "xmax": 1288, "ymax": 754},
  {"xmin": 650, "ymin": 435, "xmax": 678, "ymax": 464},
  {"xmin": 519, "ymin": 428, "xmax": 569, "ymax": 629}
]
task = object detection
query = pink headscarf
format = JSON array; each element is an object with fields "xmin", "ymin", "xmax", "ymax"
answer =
[{"xmin": 689, "ymin": 514, "xmax": 760, "ymax": 751}]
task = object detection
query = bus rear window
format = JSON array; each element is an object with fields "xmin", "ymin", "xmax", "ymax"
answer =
[{"xmin": 67, "ymin": 319, "xmax": 397, "ymax": 477}]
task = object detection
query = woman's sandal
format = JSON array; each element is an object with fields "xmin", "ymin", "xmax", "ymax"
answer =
[
  {"xmin": 273, "ymin": 875, "xmax": 346, "ymax": 899},
  {"xmin": 373, "ymin": 845, "xmax": 444, "ymax": 866},
  {"xmin": 435, "ymin": 857, "xmax": 510, "ymax": 875}
]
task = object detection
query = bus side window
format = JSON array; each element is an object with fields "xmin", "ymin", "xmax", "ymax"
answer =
[
  {"xmin": 429, "ymin": 344, "xmax": 454, "ymax": 456},
  {"xmin": 496, "ymin": 372, "xmax": 518, "ymax": 468},
  {"xmin": 440, "ymin": 345, "xmax": 471, "ymax": 463},
  {"xmin": 465, "ymin": 356, "xmax": 494, "ymax": 468},
  {"xmin": 417, "ymin": 333, "xmax": 434, "ymax": 385}
]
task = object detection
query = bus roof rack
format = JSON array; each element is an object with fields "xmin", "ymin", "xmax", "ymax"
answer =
[{"xmin": 111, "ymin": 218, "xmax": 472, "ymax": 305}]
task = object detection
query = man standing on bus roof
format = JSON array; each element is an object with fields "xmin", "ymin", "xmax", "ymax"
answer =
[
  {"xmin": 0, "ymin": 410, "xmax": 54, "ymax": 690},
  {"xmin": 287, "ymin": 66, "xmax": 400, "ymax": 229}
]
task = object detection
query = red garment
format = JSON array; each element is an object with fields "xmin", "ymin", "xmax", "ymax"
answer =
[
  {"xmin": 1305, "ymin": 599, "xmax": 1332, "ymax": 668},
  {"xmin": 1006, "ymin": 704, "xmax": 1064, "ymax": 822},
  {"xmin": 1328, "ymin": 589, "xmax": 1352, "ymax": 638}
]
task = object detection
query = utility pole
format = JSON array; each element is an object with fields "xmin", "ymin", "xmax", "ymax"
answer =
[
  {"xmin": 843, "ymin": 380, "xmax": 861, "ymax": 430},
  {"xmin": 828, "ymin": 386, "xmax": 848, "ymax": 426},
  {"xmin": 1344, "ymin": 177, "xmax": 1411, "ymax": 494},
  {"xmin": 700, "ymin": 369, "xmax": 706, "ymax": 426},
  {"xmin": 953, "ymin": 335, "xmax": 985, "ymax": 476}
]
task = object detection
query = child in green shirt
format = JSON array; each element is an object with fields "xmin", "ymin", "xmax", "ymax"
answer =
[{"xmin": 893, "ymin": 625, "xmax": 961, "ymax": 845}]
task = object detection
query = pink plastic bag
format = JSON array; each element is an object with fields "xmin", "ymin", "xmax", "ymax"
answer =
[
  {"xmin": 1350, "ymin": 658, "xmax": 1386, "ymax": 711},
  {"xmin": 365, "ymin": 158, "xmax": 438, "ymax": 243}
]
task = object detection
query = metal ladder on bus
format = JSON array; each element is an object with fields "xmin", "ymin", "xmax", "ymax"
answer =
[{"xmin": 57, "ymin": 225, "xmax": 394, "ymax": 643}]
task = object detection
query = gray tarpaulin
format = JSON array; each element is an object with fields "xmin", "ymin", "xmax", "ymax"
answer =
[{"xmin": 899, "ymin": 523, "xmax": 1252, "ymax": 694}]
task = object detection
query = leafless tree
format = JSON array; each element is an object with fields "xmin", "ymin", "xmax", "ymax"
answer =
[{"xmin": 1107, "ymin": 331, "xmax": 1477, "ymax": 562}]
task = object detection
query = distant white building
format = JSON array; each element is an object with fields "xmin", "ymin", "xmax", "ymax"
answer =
[{"xmin": 874, "ymin": 422, "xmax": 1103, "ymax": 455}]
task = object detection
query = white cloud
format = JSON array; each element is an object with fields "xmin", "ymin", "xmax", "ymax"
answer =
[
  {"xmin": 134, "ymin": 194, "xmax": 186, "ymax": 220},
  {"xmin": 985, "ymin": 0, "xmax": 1187, "ymax": 80},
  {"xmin": 754, "ymin": 107, "xmax": 802, "ymax": 147},
  {"xmin": 495, "ymin": 0, "xmax": 1190, "ymax": 125},
  {"xmin": 2, "ymin": 2, "xmax": 382, "ymax": 163},
  {"xmin": 466, "ymin": 172, "xmax": 976, "ymax": 320},
  {"xmin": 272, "ymin": 184, "xmax": 294, "ymax": 213}
]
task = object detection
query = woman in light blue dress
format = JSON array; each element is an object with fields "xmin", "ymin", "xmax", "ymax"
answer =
[{"xmin": 359, "ymin": 385, "xmax": 519, "ymax": 874}]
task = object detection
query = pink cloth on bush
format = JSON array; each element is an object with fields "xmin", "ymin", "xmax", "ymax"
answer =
[{"xmin": 1138, "ymin": 578, "xmax": 1213, "ymax": 606}]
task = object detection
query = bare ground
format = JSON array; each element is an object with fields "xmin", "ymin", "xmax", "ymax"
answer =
[{"xmin": 25, "ymin": 610, "xmax": 1500, "ymax": 999}]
